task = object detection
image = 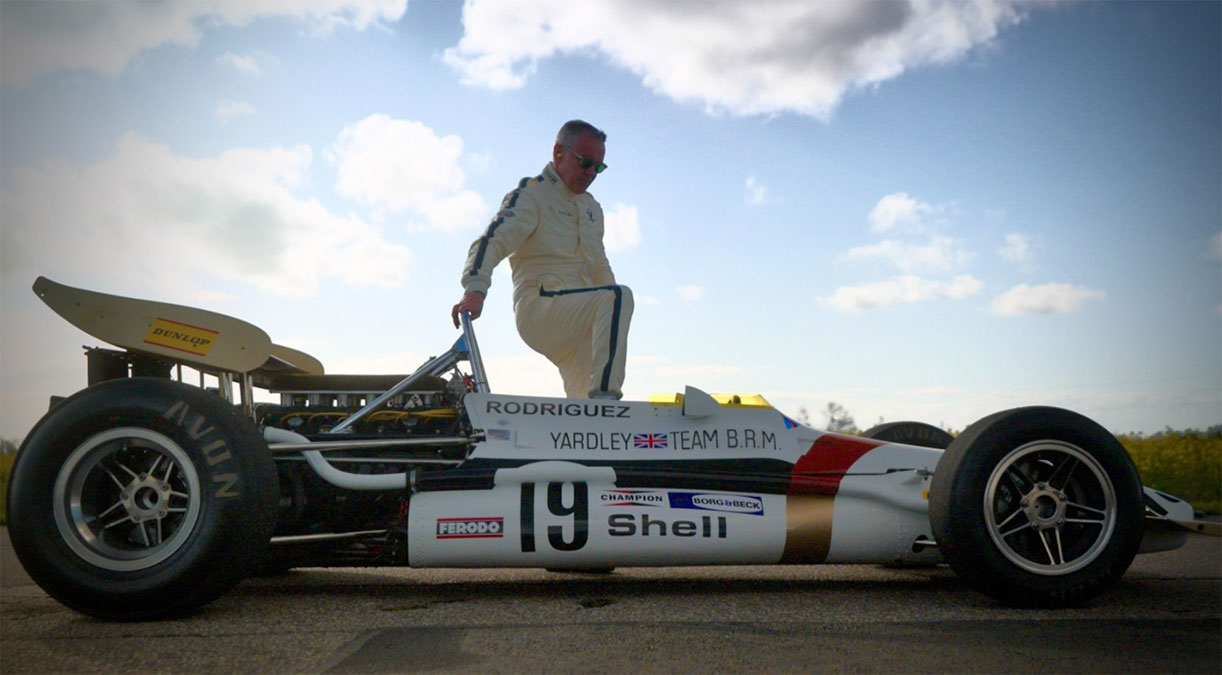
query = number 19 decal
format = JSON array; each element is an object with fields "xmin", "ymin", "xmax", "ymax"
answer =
[{"xmin": 520, "ymin": 482, "xmax": 589, "ymax": 552}]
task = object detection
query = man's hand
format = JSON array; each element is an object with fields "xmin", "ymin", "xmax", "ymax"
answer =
[{"xmin": 451, "ymin": 291, "xmax": 485, "ymax": 328}]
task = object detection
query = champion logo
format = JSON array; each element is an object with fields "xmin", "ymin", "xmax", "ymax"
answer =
[{"xmin": 599, "ymin": 490, "xmax": 665, "ymax": 507}]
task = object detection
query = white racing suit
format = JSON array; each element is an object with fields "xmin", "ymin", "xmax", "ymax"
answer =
[{"xmin": 461, "ymin": 163, "xmax": 633, "ymax": 399}]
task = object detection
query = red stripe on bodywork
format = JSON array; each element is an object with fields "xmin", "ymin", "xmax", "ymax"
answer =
[{"xmin": 789, "ymin": 434, "xmax": 885, "ymax": 495}]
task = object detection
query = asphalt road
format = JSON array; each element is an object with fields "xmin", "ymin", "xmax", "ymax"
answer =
[{"xmin": 2, "ymin": 526, "xmax": 1218, "ymax": 674}]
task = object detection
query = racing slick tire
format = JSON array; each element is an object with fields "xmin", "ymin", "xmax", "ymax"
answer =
[
  {"xmin": 861, "ymin": 421, "xmax": 954, "ymax": 449},
  {"xmin": 6, "ymin": 377, "xmax": 278, "ymax": 620},
  {"xmin": 928, "ymin": 407, "xmax": 1143, "ymax": 607}
]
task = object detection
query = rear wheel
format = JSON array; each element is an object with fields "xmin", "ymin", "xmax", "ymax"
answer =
[
  {"xmin": 862, "ymin": 421, "xmax": 953, "ymax": 449},
  {"xmin": 6, "ymin": 378, "xmax": 278, "ymax": 620},
  {"xmin": 928, "ymin": 407, "xmax": 1143, "ymax": 607}
]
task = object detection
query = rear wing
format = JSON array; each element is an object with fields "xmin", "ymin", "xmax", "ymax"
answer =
[{"xmin": 32, "ymin": 276, "xmax": 319, "ymax": 376}]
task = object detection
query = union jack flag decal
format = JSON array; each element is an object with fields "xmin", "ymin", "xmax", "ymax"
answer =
[{"xmin": 633, "ymin": 433, "xmax": 669, "ymax": 449}]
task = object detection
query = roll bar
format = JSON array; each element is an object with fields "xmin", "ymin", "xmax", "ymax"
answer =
[{"xmin": 325, "ymin": 312, "xmax": 488, "ymax": 435}]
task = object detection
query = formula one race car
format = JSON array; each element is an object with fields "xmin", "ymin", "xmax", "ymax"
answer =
[{"xmin": 6, "ymin": 277, "xmax": 1217, "ymax": 620}]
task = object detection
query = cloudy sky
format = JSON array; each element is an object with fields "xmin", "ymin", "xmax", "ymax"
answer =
[{"xmin": 1, "ymin": 0, "xmax": 1218, "ymax": 440}]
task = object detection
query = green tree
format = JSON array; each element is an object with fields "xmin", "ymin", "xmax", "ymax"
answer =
[
  {"xmin": 823, "ymin": 402, "xmax": 857, "ymax": 433},
  {"xmin": 795, "ymin": 406, "xmax": 811, "ymax": 425}
]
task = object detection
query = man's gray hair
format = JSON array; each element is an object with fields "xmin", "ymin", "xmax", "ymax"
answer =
[{"xmin": 556, "ymin": 120, "xmax": 606, "ymax": 145}]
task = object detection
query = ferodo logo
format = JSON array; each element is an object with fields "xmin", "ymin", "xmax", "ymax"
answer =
[
  {"xmin": 436, "ymin": 517, "xmax": 504, "ymax": 539},
  {"xmin": 144, "ymin": 318, "xmax": 218, "ymax": 356}
]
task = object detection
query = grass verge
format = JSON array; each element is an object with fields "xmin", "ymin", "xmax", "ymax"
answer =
[
  {"xmin": 1120, "ymin": 432, "xmax": 1221, "ymax": 514},
  {"xmin": 0, "ymin": 451, "xmax": 14, "ymax": 526}
]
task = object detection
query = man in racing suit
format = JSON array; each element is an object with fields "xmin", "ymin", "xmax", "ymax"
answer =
[{"xmin": 451, "ymin": 120, "xmax": 633, "ymax": 399}]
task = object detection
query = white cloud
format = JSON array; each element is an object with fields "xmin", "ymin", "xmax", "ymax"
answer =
[
  {"xmin": 217, "ymin": 51, "xmax": 262, "ymax": 75},
  {"xmin": 868, "ymin": 192, "xmax": 938, "ymax": 234},
  {"xmin": 677, "ymin": 285, "xmax": 706, "ymax": 301},
  {"xmin": 1208, "ymin": 232, "xmax": 1222, "ymax": 260},
  {"xmin": 465, "ymin": 151, "xmax": 495, "ymax": 175},
  {"xmin": 603, "ymin": 203, "xmax": 641, "ymax": 252},
  {"xmin": 827, "ymin": 191, "xmax": 977, "ymax": 312},
  {"xmin": 745, "ymin": 177, "xmax": 768, "ymax": 205},
  {"xmin": 998, "ymin": 231, "xmax": 1041, "ymax": 270},
  {"xmin": 330, "ymin": 114, "xmax": 487, "ymax": 232},
  {"xmin": 842, "ymin": 234, "xmax": 969, "ymax": 275},
  {"xmin": 0, "ymin": 133, "xmax": 412, "ymax": 298},
  {"xmin": 0, "ymin": 0, "xmax": 408, "ymax": 87},
  {"xmin": 443, "ymin": 0, "xmax": 1028, "ymax": 119},
  {"xmin": 818, "ymin": 274, "xmax": 983, "ymax": 313},
  {"xmin": 215, "ymin": 99, "xmax": 256, "ymax": 122},
  {"xmin": 989, "ymin": 283, "xmax": 1104, "ymax": 316}
]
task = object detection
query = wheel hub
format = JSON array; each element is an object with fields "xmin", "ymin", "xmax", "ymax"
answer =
[
  {"xmin": 1020, "ymin": 482, "xmax": 1067, "ymax": 530},
  {"xmin": 122, "ymin": 474, "xmax": 172, "ymax": 522}
]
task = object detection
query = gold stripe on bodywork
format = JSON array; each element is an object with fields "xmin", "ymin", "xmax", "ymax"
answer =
[{"xmin": 781, "ymin": 494, "xmax": 835, "ymax": 563}]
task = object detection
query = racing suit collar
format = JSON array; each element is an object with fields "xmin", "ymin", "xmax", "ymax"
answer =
[{"xmin": 543, "ymin": 162, "xmax": 581, "ymax": 199}]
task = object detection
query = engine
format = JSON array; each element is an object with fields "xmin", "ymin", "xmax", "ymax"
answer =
[
  {"xmin": 253, "ymin": 371, "xmax": 475, "ymax": 566},
  {"xmin": 79, "ymin": 347, "xmax": 476, "ymax": 567},
  {"xmin": 256, "ymin": 372, "xmax": 469, "ymax": 437}
]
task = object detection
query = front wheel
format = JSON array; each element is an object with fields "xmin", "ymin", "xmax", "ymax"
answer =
[
  {"xmin": 928, "ymin": 407, "xmax": 1143, "ymax": 607},
  {"xmin": 6, "ymin": 377, "xmax": 278, "ymax": 620}
]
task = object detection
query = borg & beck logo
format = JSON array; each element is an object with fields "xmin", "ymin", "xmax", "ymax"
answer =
[
  {"xmin": 669, "ymin": 492, "xmax": 765, "ymax": 516},
  {"xmin": 436, "ymin": 517, "xmax": 504, "ymax": 539}
]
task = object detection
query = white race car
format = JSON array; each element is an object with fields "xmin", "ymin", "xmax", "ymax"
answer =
[{"xmin": 7, "ymin": 277, "xmax": 1217, "ymax": 620}]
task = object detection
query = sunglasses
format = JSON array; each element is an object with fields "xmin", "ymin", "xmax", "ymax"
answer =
[{"xmin": 561, "ymin": 145, "xmax": 608, "ymax": 174}]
